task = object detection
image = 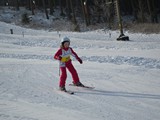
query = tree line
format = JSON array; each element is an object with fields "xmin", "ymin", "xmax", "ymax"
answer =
[{"xmin": 1, "ymin": 0, "xmax": 160, "ymax": 26}]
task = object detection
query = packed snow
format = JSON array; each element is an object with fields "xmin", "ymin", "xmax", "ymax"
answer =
[{"xmin": 0, "ymin": 21, "xmax": 160, "ymax": 120}]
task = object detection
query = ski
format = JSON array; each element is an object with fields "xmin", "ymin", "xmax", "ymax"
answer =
[
  {"xmin": 69, "ymin": 84, "xmax": 95, "ymax": 89},
  {"xmin": 60, "ymin": 90, "xmax": 74, "ymax": 95},
  {"xmin": 65, "ymin": 90, "xmax": 74, "ymax": 95},
  {"xmin": 55, "ymin": 88, "xmax": 74, "ymax": 95}
]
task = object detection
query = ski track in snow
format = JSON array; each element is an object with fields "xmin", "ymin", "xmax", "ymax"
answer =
[
  {"xmin": 0, "ymin": 53, "xmax": 160, "ymax": 69},
  {"xmin": 1, "ymin": 33, "xmax": 160, "ymax": 69}
]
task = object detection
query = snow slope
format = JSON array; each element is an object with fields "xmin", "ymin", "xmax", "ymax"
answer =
[{"xmin": 0, "ymin": 21, "xmax": 160, "ymax": 120}]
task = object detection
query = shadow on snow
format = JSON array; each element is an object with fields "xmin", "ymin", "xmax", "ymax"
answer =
[{"xmin": 76, "ymin": 89, "xmax": 160, "ymax": 100}]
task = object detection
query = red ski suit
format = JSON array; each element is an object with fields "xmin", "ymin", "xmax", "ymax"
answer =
[{"xmin": 54, "ymin": 47, "xmax": 82, "ymax": 87}]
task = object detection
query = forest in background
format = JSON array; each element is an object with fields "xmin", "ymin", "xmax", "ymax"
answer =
[{"xmin": 0, "ymin": 0, "xmax": 160, "ymax": 33}]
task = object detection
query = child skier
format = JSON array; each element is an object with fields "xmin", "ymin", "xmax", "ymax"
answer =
[{"xmin": 54, "ymin": 37, "xmax": 84, "ymax": 91}]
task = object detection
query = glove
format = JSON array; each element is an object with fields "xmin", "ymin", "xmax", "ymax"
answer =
[
  {"xmin": 77, "ymin": 58, "xmax": 83, "ymax": 64},
  {"xmin": 58, "ymin": 56, "xmax": 62, "ymax": 61}
]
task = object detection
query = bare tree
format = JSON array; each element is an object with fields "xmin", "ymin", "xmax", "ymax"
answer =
[
  {"xmin": 59, "ymin": 0, "xmax": 65, "ymax": 16},
  {"xmin": 81, "ymin": 0, "xmax": 87, "ymax": 25},
  {"xmin": 84, "ymin": 0, "xmax": 90, "ymax": 25},
  {"xmin": 16, "ymin": 0, "xmax": 20, "ymax": 11},
  {"xmin": 31, "ymin": 0, "xmax": 36, "ymax": 15},
  {"xmin": 66, "ymin": 0, "xmax": 72, "ymax": 20},
  {"xmin": 137, "ymin": 0, "xmax": 146, "ymax": 23},
  {"xmin": 70, "ymin": 0, "xmax": 77, "ymax": 24},
  {"xmin": 130, "ymin": 0, "xmax": 138, "ymax": 21},
  {"xmin": 42, "ymin": 0, "xmax": 49, "ymax": 19},
  {"xmin": 152, "ymin": 0, "xmax": 158, "ymax": 23},
  {"xmin": 147, "ymin": 0, "xmax": 158, "ymax": 23},
  {"xmin": 49, "ymin": 0, "xmax": 54, "ymax": 15}
]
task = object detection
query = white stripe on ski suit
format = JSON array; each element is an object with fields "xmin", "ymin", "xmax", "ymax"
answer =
[{"xmin": 60, "ymin": 48, "xmax": 76, "ymax": 67}]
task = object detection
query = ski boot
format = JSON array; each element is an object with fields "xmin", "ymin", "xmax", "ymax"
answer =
[
  {"xmin": 59, "ymin": 86, "xmax": 67, "ymax": 92},
  {"xmin": 73, "ymin": 81, "xmax": 85, "ymax": 87}
]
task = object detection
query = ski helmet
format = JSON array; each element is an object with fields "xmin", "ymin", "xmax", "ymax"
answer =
[{"xmin": 61, "ymin": 37, "xmax": 70, "ymax": 44}]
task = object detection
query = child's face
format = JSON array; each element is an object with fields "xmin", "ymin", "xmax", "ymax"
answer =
[{"xmin": 63, "ymin": 42, "xmax": 70, "ymax": 48}]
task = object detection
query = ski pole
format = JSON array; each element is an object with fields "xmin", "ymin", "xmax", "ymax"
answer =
[{"xmin": 59, "ymin": 62, "xmax": 60, "ymax": 76}]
